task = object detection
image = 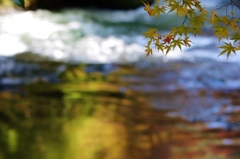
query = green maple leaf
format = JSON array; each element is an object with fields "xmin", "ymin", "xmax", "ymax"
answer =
[
  {"xmin": 230, "ymin": 32, "xmax": 240, "ymax": 44},
  {"xmin": 190, "ymin": 27, "xmax": 203, "ymax": 36},
  {"xmin": 176, "ymin": 6, "xmax": 187, "ymax": 17},
  {"xmin": 183, "ymin": 36, "xmax": 193, "ymax": 47},
  {"xmin": 187, "ymin": 8, "xmax": 197, "ymax": 18},
  {"xmin": 142, "ymin": 28, "xmax": 157, "ymax": 39},
  {"xmin": 189, "ymin": 14, "xmax": 206, "ymax": 28},
  {"xmin": 183, "ymin": 0, "xmax": 194, "ymax": 9},
  {"xmin": 165, "ymin": 45, "xmax": 172, "ymax": 55},
  {"xmin": 168, "ymin": 1, "xmax": 179, "ymax": 13},
  {"xmin": 213, "ymin": 26, "xmax": 229, "ymax": 42},
  {"xmin": 218, "ymin": 42, "xmax": 236, "ymax": 59},
  {"xmin": 145, "ymin": 46, "xmax": 153, "ymax": 56},
  {"xmin": 172, "ymin": 38, "xmax": 184, "ymax": 51},
  {"xmin": 152, "ymin": 5, "xmax": 165, "ymax": 17},
  {"xmin": 171, "ymin": 26, "xmax": 189, "ymax": 36},
  {"xmin": 156, "ymin": 43, "xmax": 165, "ymax": 52}
]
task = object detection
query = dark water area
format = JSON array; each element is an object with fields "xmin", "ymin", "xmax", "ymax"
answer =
[{"xmin": 1, "ymin": 58, "xmax": 240, "ymax": 159}]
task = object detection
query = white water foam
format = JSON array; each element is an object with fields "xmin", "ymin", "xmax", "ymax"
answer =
[{"xmin": 0, "ymin": 6, "xmax": 239, "ymax": 63}]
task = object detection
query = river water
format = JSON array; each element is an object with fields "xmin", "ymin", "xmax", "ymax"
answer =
[
  {"xmin": 0, "ymin": 1, "xmax": 239, "ymax": 63},
  {"xmin": 0, "ymin": 1, "xmax": 240, "ymax": 159}
]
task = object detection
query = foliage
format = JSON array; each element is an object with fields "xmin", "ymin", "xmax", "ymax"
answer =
[{"xmin": 142, "ymin": 0, "xmax": 240, "ymax": 58}]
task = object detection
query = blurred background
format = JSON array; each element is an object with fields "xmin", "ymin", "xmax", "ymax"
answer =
[{"xmin": 0, "ymin": 0, "xmax": 240, "ymax": 159}]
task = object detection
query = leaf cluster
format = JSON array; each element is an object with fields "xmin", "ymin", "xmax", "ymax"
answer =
[{"xmin": 143, "ymin": 0, "xmax": 240, "ymax": 58}]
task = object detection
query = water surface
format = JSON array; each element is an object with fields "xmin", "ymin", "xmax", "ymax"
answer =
[{"xmin": 0, "ymin": 1, "xmax": 240, "ymax": 158}]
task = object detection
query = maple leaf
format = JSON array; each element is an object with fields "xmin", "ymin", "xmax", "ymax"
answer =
[
  {"xmin": 152, "ymin": 5, "xmax": 165, "ymax": 17},
  {"xmin": 147, "ymin": 39, "xmax": 153, "ymax": 46},
  {"xmin": 142, "ymin": 28, "xmax": 157, "ymax": 39},
  {"xmin": 194, "ymin": 0, "xmax": 203, "ymax": 11},
  {"xmin": 163, "ymin": 35, "xmax": 174, "ymax": 44},
  {"xmin": 183, "ymin": 36, "xmax": 193, "ymax": 47},
  {"xmin": 199, "ymin": 8, "xmax": 208, "ymax": 15},
  {"xmin": 211, "ymin": 11, "xmax": 218, "ymax": 23},
  {"xmin": 172, "ymin": 38, "xmax": 184, "ymax": 51},
  {"xmin": 168, "ymin": 1, "xmax": 179, "ymax": 13},
  {"xmin": 155, "ymin": 0, "xmax": 161, "ymax": 4},
  {"xmin": 187, "ymin": 8, "xmax": 197, "ymax": 18},
  {"xmin": 154, "ymin": 33, "xmax": 161, "ymax": 40},
  {"xmin": 191, "ymin": 27, "xmax": 203, "ymax": 36},
  {"xmin": 143, "ymin": 2, "xmax": 154, "ymax": 16},
  {"xmin": 165, "ymin": 45, "xmax": 172, "ymax": 55},
  {"xmin": 171, "ymin": 26, "xmax": 189, "ymax": 36},
  {"xmin": 176, "ymin": 5, "xmax": 187, "ymax": 17},
  {"xmin": 145, "ymin": 46, "xmax": 153, "ymax": 56},
  {"xmin": 156, "ymin": 43, "xmax": 164, "ymax": 52},
  {"xmin": 183, "ymin": 0, "xmax": 194, "ymax": 9},
  {"xmin": 221, "ymin": 16, "xmax": 231, "ymax": 26},
  {"xmin": 213, "ymin": 26, "xmax": 229, "ymax": 42},
  {"xmin": 218, "ymin": 42, "xmax": 236, "ymax": 59},
  {"xmin": 236, "ymin": 45, "xmax": 240, "ymax": 51},
  {"xmin": 229, "ymin": 19, "xmax": 239, "ymax": 32},
  {"xmin": 230, "ymin": 32, "xmax": 240, "ymax": 43},
  {"xmin": 189, "ymin": 14, "xmax": 206, "ymax": 28}
]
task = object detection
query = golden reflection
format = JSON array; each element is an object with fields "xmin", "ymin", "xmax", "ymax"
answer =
[{"xmin": 64, "ymin": 117, "xmax": 127, "ymax": 159}]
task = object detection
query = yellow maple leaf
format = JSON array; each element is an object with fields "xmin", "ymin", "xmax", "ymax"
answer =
[
  {"xmin": 183, "ymin": 36, "xmax": 193, "ymax": 47},
  {"xmin": 236, "ymin": 45, "xmax": 240, "ymax": 51},
  {"xmin": 155, "ymin": 0, "xmax": 160, "ymax": 4},
  {"xmin": 211, "ymin": 11, "xmax": 217, "ymax": 23},
  {"xmin": 145, "ymin": 46, "xmax": 153, "ymax": 56},
  {"xmin": 143, "ymin": 2, "xmax": 154, "ymax": 16},
  {"xmin": 213, "ymin": 26, "xmax": 229, "ymax": 42},
  {"xmin": 218, "ymin": 42, "xmax": 235, "ymax": 59},
  {"xmin": 176, "ymin": 6, "xmax": 187, "ymax": 17}
]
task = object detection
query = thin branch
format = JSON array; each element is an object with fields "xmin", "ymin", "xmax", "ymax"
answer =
[
  {"xmin": 230, "ymin": 0, "xmax": 240, "ymax": 9},
  {"xmin": 181, "ymin": 15, "xmax": 188, "ymax": 25}
]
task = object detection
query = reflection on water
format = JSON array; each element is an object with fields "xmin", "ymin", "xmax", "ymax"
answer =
[{"xmin": 0, "ymin": 62, "xmax": 240, "ymax": 159}]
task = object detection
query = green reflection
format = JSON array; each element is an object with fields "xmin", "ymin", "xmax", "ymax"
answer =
[
  {"xmin": 0, "ymin": 92, "xmax": 65, "ymax": 159},
  {"xmin": 7, "ymin": 129, "xmax": 18, "ymax": 153}
]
